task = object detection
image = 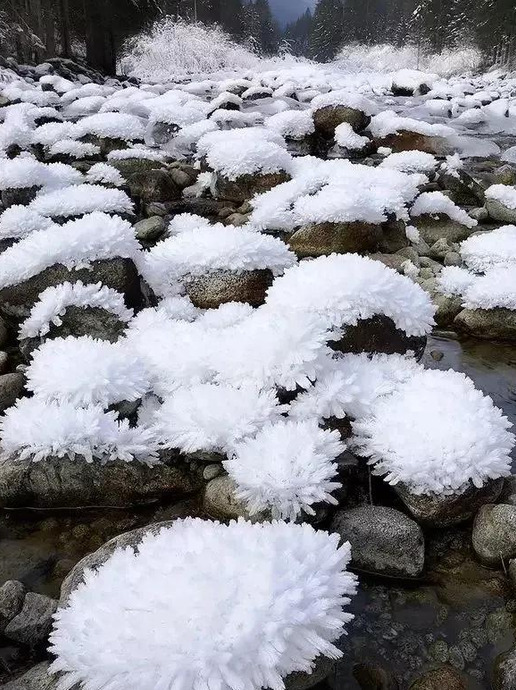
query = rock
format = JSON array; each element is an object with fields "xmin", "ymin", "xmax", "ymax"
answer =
[
  {"xmin": 376, "ymin": 131, "xmax": 450, "ymax": 155},
  {"xmin": 0, "ymin": 662, "xmax": 64, "ymax": 690},
  {"xmin": 284, "ymin": 656, "xmax": 337, "ymax": 690},
  {"xmin": 332, "ymin": 315, "xmax": 427, "ymax": 360},
  {"xmin": 331, "ymin": 506, "xmax": 425, "ymax": 577},
  {"xmin": 212, "ymin": 171, "xmax": 291, "ymax": 204},
  {"xmin": 430, "ymin": 349, "xmax": 444, "ymax": 361},
  {"xmin": 395, "ymin": 478, "xmax": 504, "ymax": 528},
  {"xmin": 0, "ymin": 258, "xmax": 143, "ymax": 318},
  {"xmin": 454, "ymin": 308, "xmax": 516, "ymax": 341},
  {"xmin": 415, "ymin": 216, "xmax": 474, "ymax": 245},
  {"xmin": 368, "ymin": 254, "xmax": 407, "ymax": 273},
  {"xmin": 379, "ymin": 219, "xmax": 409, "ymax": 253},
  {"xmin": 203, "ymin": 464, "xmax": 222, "ymax": 481},
  {"xmin": 0, "ymin": 316, "xmax": 7, "ymax": 347},
  {"xmin": 4, "ymin": 592, "xmax": 57, "ymax": 647},
  {"xmin": 0, "ymin": 454, "xmax": 202, "ymax": 509},
  {"xmin": 110, "ymin": 157, "xmax": 165, "ymax": 177},
  {"xmin": 353, "ymin": 663, "xmax": 399, "ymax": 689},
  {"xmin": 472, "ymin": 504, "xmax": 516, "ymax": 566},
  {"xmin": 134, "ymin": 216, "xmax": 166, "ymax": 242},
  {"xmin": 289, "ymin": 221, "xmax": 382, "ymax": 258},
  {"xmin": 185, "ymin": 269, "xmax": 273, "ymax": 309},
  {"xmin": 203, "ymin": 475, "xmax": 266, "ymax": 522},
  {"xmin": 0, "ymin": 373, "xmax": 25, "ymax": 412},
  {"xmin": 493, "ymin": 647, "xmax": 516, "ymax": 690},
  {"xmin": 127, "ymin": 169, "xmax": 181, "ymax": 204},
  {"xmin": 443, "ymin": 251, "xmax": 461, "ymax": 266},
  {"xmin": 0, "ymin": 581, "xmax": 26, "ymax": 633},
  {"xmin": 1, "ymin": 186, "xmax": 40, "ymax": 209},
  {"xmin": 313, "ymin": 105, "xmax": 370, "ymax": 137},
  {"xmin": 225, "ymin": 213, "xmax": 248, "ymax": 226},
  {"xmin": 469, "ymin": 206, "xmax": 489, "ymax": 222},
  {"xmin": 146, "ymin": 202, "xmax": 169, "ymax": 216},
  {"xmin": 486, "ymin": 198, "xmax": 516, "ymax": 224},
  {"xmin": 428, "ymin": 238, "xmax": 453, "ymax": 261},
  {"xmin": 409, "ymin": 666, "xmax": 467, "ymax": 690},
  {"xmin": 168, "ymin": 168, "xmax": 192, "ymax": 189},
  {"xmin": 0, "ymin": 351, "xmax": 8, "ymax": 374},
  {"xmin": 396, "ymin": 246, "xmax": 420, "ymax": 266},
  {"xmin": 438, "ymin": 170, "xmax": 485, "ymax": 206},
  {"xmin": 432, "ymin": 292, "xmax": 463, "ymax": 328}
]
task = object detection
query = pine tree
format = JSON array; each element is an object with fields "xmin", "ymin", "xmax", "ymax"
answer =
[
  {"xmin": 284, "ymin": 8, "xmax": 314, "ymax": 56},
  {"xmin": 309, "ymin": 0, "xmax": 344, "ymax": 61}
]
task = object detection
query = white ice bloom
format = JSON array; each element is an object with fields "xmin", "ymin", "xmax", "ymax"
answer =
[
  {"xmin": 226, "ymin": 420, "xmax": 343, "ymax": 520},
  {"xmin": 460, "ymin": 225, "xmax": 516, "ymax": 272},
  {"xmin": 49, "ymin": 140, "xmax": 101, "ymax": 159},
  {"xmin": 29, "ymin": 184, "xmax": 134, "ymax": 218},
  {"xmin": 266, "ymin": 110, "xmax": 315, "ymax": 139},
  {"xmin": 265, "ymin": 254, "xmax": 435, "ymax": 337},
  {"xmin": 405, "ymin": 225, "xmax": 420, "ymax": 243},
  {"xmin": 74, "ymin": 112, "xmax": 145, "ymax": 141},
  {"xmin": 0, "ymin": 212, "xmax": 140, "ymax": 290},
  {"xmin": 19, "ymin": 281, "xmax": 133, "ymax": 339},
  {"xmin": 197, "ymin": 128, "xmax": 293, "ymax": 180},
  {"xmin": 209, "ymin": 91, "xmax": 242, "ymax": 111},
  {"xmin": 155, "ymin": 295, "xmax": 200, "ymax": 321},
  {"xmin": 369, "ymin": 110, "xmax": 454, "ymax": 138},
  {"xmin": 167, "ymin": 213, "xmax": 213, "ymax": 235},
  {"xmin": 289, "ymin": 353, "xmax": 422, "ymax": 422},
  {"xmin": 63, "ymin": 95, "xmax": 106, "ymax": 118},
  {"xmin": 26, "ymin": 335, "xmax": 150, "ymax": 407},
  {"xmin": 49, "ymin": 519, "xmax": 357, "ymax": 690},
  {"xmin": 0, "ymin": 206, "xmax": 55, "ymax": 240},
  {"xmin": 311, "ymin": 90, "xmax": 377, "ymax": 115},
  {"xmin": 353, "ymin": 369, "xmax": 514, "ymax": 496},
  {"xmin": 196, "ymin": 302, "xmax": 254, "ymax": 329},
  {"xmin": 85, "ymin": 163, "xmax": 125, "ymax": 187},
  {"xmin": 155, "ymin": 384, "xmax": 285, "ymax": 454},
  {"xmin": 31, "ymin": 121, "xmax": 78, "ymax": 147},
  {"xmin": 486, "ymin": 184, "xmax": 516, "ymax": 210},
  {"xmin": 436, "ymin": 266, "xmax": 476, "ymax": 297},
  {"xmin": 140, "ymin": 225, "xmax": 297, "ymax": 298},
  {"xmin": 0, "ymin": 158, "xmax": 82, "ymax": 191},
  {"xmin": 166, "ymin": 119, "xmax": 218, "ymax": 156},
  {"xmin": 334, "ymin": 123, "xmax": 370, "ymax": 150},
  {"xmin": 107, "ymin": 145, "xmax": 166, "ymax": 161},
  {"xmin": 380, "ymin": 150, "xmax": 437, "ymax": 174},
  {"xmin": 0, "ymin": 397, "xmax": 158, "ymax": 464},
  {"xmin": 411, "ymin": 191, "xmax": 477, "ymax": 228},
  {"xmin": 462, "ymin": 266, "xmax": 516, "ymax": 310}
]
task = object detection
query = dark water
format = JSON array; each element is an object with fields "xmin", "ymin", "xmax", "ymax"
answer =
[{"xmin": 0, "ymin": 337, "xmax": 515, "ymax": 686}]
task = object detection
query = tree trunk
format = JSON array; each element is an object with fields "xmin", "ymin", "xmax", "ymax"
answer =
[
  {"xmin": 44, "ymin": 0, "xmax": 55, "ymax": 57},
  {"xmin": 59, "ymin": 0, "xmax": 71, "ymax": 57},
  {"xmin": 83, "ymin": 0, "xmax": 116, "ymax": 74}
]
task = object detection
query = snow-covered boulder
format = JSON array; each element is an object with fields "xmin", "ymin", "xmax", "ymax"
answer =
[
  {"xmin": 311, "ymin": 91, "xmax": 375, "ymax": 137},
  {"xmin": 369, "ymin": 110, "xmax": 453, "ymax": 154},
  {"xmin": 485, "ymin": 184, "xmax": 516, "ymax": 224},
  {"xmin": 411, "ymin": 191, "xmax": 477, "ymax": 245}
]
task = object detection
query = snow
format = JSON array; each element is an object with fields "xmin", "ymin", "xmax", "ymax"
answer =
[
  {"xmin": 369, "ymin": 110, "xmax": 454, "ymax": 138},
  {"xmin": 266, "ymin": 110, "xmax": 315, "ymax": 140},
  {"xmin": 0, "ymin": 158, "xmax": 82, "ymax": 191},
  {"xmin": 501, "ymin": 147, "xmax": 516, "ymax": 164},
  {"xmin": 485, "ymin": 184, "xmax": 516, "ymax": 210},
  {"xmin": 411, "ymin": 191, "xmax": 477, "ymax": 228},
  {"xmin": 353, "ymin": 369, "xmax": 514, "ymax": 496},
  {"xmin": 19, "ymin": 281, "xmax": 133, "ymax": 339},
  {"xmin": 49, "ymin": 140, "xmax": 100, "ymax": 159},
  {"xmin": 0, "ymin": 206, "xmax": 55, "ymax": 241},
  {"xmin": 29, "ymin": 184, "xmax": 134, "ymax": 218},
  {"xmin": 0, "ymin": 212, "xmax": 140, "ymax": 290},
  {"xmin": 26, "ymin": 335, "xmax": 150, "ymax": 407},
  {"xmin": 50, "ymin": 519, "xmax": 357, "ymax": 690},
  {"xmin": 334, "ymin": 123, "xmax": 370, "ymax": 150},
  {"xmin": 311, "ymin": 90, "xmax": 377, "ymax": 116},
  {"xmin": 460, "ymin": 225, "xmax": 516, "ymax": 272},
  {"xmin": 461, "ymin": 267, "xmax": 516, "ymax": 311},
  {"xmin": 85, "ymin": 163, "xmax": 125, "ymax": 187},
  {"xmin": 380, "ymin": 150, "xmax": 437, "ymax": 174},
  {"xmin": 437, "ymin": 266, "xmax": 476, "ymax": 297},
  {"xmin": 74, "ymin": 112, "xmax": 145, "ymax": 141},
  {"xmin": 107, "ymin": 145, "xmax": 166, "ymax": 161},
  {"xmin": 31, "ymin": 122, "xmax": 78, "ymax": 146},
  {"xmin": 0, "ymin": 397, "xmax": 158, "ymax": 464}
]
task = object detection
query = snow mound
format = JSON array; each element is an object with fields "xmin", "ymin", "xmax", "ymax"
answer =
[
  {"xmin": 380, "ymin": 151, "xmax": 437, "ymax": 174},
  {"xmin": 486, "ymin": 184, "xmax": 516, "ymax": 210},
  {"xmin": 0, "ymin": 206, "xmax": 55, "ymax": 241},
  {"xmin": 29, "ymin": 184, "xmax": 134, "ymax": 218},
  {"xmin": 460, "ymin": 225, "xmax": 516, "ymax": 272},
  {"xmin": 353, "ymin": 369, "xmax": 514, "ymax": 495},
  {"xmin": 85, "ymin": 163, "xmax": 125, "ymax": 187},
  {"xmin": 0, "ymin": 158, "xmax": 82, "ymax": 191},
  {"xmin": 462, "ymin": 267, "xmax": 516, "ymax": 311},
  {"xmin": 311, "ymin": 90, "xmax": 377, "ymax": 116},
  {"xmin": 369, "ymin": 110, "xmax": 454, "ymax": 138},
  {"xmin": 411, "ymin": 191, "xmax": 477, "ymax": 228},
  {"xmin": 334, "ymin": 123, "xmax": 370, "ymax": 150},
  {"xmin": 19, "ymin": 281, "xmax": 133, "ymax": 339},
  {"xmin": 48, "ymin": 140, "xmax": 101, "ymax": 159},
  {"xmin": 74, "ymin": 112, "xmax": 145, "ymax": 141},
  {"xmin": 266, "ymin": 110, "xmax": 315, "ymax": 140}
]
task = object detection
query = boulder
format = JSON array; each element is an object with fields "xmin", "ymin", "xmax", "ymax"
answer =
[
  {"xmin": 109, "ymin": 158, "xmax": 165, "ymax": 177},
  {"xmin": 288, "ymin": 222, "xmax": 383, "ymax": 258},
  {"xmin": 284, "ymin": 656, "xmax": 336, "ymax": 690},
  {"xmin": 0, "ymin": 580, "xmax": 26, "ymax": 633},
  {"xmin": 492, "ymin": 648, "xmax": 516, "ymax": 690},
  {"xmin": 0, "ymin": 316, "xmax": 7, "ymax": 347},
  {"xmin": 432, "ymin": 293, "xmax": 463, "ymax": 329},
  {"xmin": 486, "ymin": 198, "xmax": 516, "ymax": 224},
  {"xmin": 409, "ymin": 666, "xmax": 467, "ymax": 690},
  {"xmin": 379, "ymin": 219, "xmax": 409, "ymax": 254},
  {"xmin": 375, "ymin": 131, "xmax": 449, "ymax": 155},
  {"xmin": 134, "ymin": 216, "xmax": 166, "ymax": 243},
  {"xmin": 185, "ymin": 269, "xmax": 273, "ymax": 309},
  {"xmin": 0, "ymin": 258, "xmax": 143, "ymax": 318},
  {"xmin": 0, "ymin": 662, "xmax": 64, "ymax": 690},
  {"xmin": 353, "ymin": 663, "xmax": 399, "ymax": 690},
  {"xmin": 0, "ymin": 373, "xmax": 25, "ymax": 413},
  {"xmin": 1, "ymin": 186, "xmax": 40, "ymax": 209},
  {"xmin": 395, "ymin": 478, "xmax": 504, "ymax": 528},
  {"xmin": 414, "ymin": 215, "xmax": 474, "ymax": 245},
  {"xmin": 454, "ymin": 308, "xmax": 516, "ymax": 341},
  {"xmin": 203, "ymin": 475, "xmax": 265, "ymax": 522},
  {"xmin": 438, "ymin": 170, "xmax": 485, "ymax": 207},
  {"xmin": 127, "ymin": 169, "xmax": 181, "ymax": 205},
  {"xmin": 0, "ymin": 454, "xmax": 203, "ymax": 509},
  {"xmin": 331, "ymin": 506, "xmax": 425, "ymax": 577},
  {"xmin": 472, "ymin": 504, "xmax": 516, "ymax": 566},
  {"xmin": 332, "ymin": 315, "xmax": 427, "ymax": 360},
  {"xmin": 4, "ymin": 592, "xmax": 57, "ymax": 647},
  {"xmin": 313, "ymin": 105, "xmax": 370, "ymax": 137},
  {"xmin": 211, "ymin": 171, "xmax": 291, "ymax": 204}
]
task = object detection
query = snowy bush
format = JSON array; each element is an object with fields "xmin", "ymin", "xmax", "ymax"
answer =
[
  {"xmin": 0, "ymin": 212, "xmax": 140, "ymax": 290},
  {"xmin": 50, "ymin": 518, "xmax": 357, "ymax": 690},
  {"xmin": 353, "ymin": 369, "xmax": 514, "ymax": 495},
  {"xmin": 29, "ymin": 184, "xmax": 134, "ymax": 218},
  {"xmin": 0, "ymin": 397, "xmax": 158, "ymax": 464},
  {"xmin": 26, "ymin": 336, "xmax": 150, "ymax": 407},
  {"xmin": 460, "ymin": 225, "xmax": 516, "ymax": 272},
  {"xmin": 19, "ymin": 281, "xmax": 133, "ymax": 339},
  {"xmin": 225, "ymin": 420, "xmax": 343, "ymax": 520}
]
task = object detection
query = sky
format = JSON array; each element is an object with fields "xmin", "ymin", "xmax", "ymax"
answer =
[{"xmin": 269, "ymin": 0, "xmax": 316, "ymax": 27}]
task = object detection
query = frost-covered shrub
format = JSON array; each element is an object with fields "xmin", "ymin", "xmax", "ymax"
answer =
[
  {"xmin": 353, "ymin": 369, "xmax": 514, "ymax": 495},
  {"xmin": 0, "ymin": 397, "xmax": 158, "ymax": 464},
  {"xmin": 74, "ymin": 112, "xmax": 145, "ymax": 141},
  {"xmin": 19, "ymin": 281, "xmax": 134, "ymax": 339},
  {"xmin": 140, "ymin": 224, "xmax": 297, "ymax": 298},
  {"xmin": 460, "ymin": 225, "xmax": 516, "ymax": 272},
  {"xmin": 26, "ymin": 336, "xmax": 150, "ymax": 407},
  {"xmin": 29, "ymin": 184, "xmax": 134, "ymax": 218},
  {"xmin": 411, "ymin": 191, "xmax": 477, "ymax": 228},
  {"xmin": 0, "ymin": 206, "xmax": 55, "ymax": 241},
  {"xmin": 265, "ymin": 254, "xmax": 435, "ymax": 336},
  {"xmin": 154, "ymin": 384, "xmax": 285, "ymax": 454},
  {"xmin": 225, "ymin": 420, "xmax": 343, "ymax": 520},
  {"xmin": 50, "ymin": 518, "xmax": 357, "ymax": 690},
  {"xmin": 0, "ymin": 212, "xmax": 140, "ymax": 290}
]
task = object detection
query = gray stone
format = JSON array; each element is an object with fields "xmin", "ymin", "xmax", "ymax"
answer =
[
  {"xmin": 331, "ymin": 506, "xmax": 425, "ymax": 577},
  {"xmin": 444, "ymin": 251, "xmax": 461, "ymax": 266},
  {"xmin": 313, "ymin": 105, "xmax": 370, "ymax": 137},
  {"xmin": 0, "ymin": 316, "xmax": 7, "ymax": 347},
  {"xmin": 454, "ymin": 307, "xmax": 516, "ymax": 341},
  {"xmin": 134, "ymin": 216, "xmax": 166, "ymax": 242},
  {"xmin": 415, "ymin": 215, "xmax": 474, "ymax": 245},
  {"xmin": 332, "ymin": 314, "xmax": 427, "ymax": 360},
  {"xmin": 395, "ymin": 478, "xmax": 504, "ymax": 527},
  {"xmin": 376, "ymin": 131, "xmax": 450, "ymax": 155},
  {"xmin": 203, "ymin": 464, "xmax": 222, "ymax": 481},
  {"xmin": 396, "ymin": 246, "xmax": 420, "ymax": 266},
  {"xmin": 0, "ymin": 351, "xmax": 8, "ymax": 374},
  {"xmin": 0, "ymin": 662, "xmax": 64, "ymax": 690},
  {"xmin": 0, "ymin": 373, "xmax": 24, "ymax": 412},
  {"xmin": 486, "ymin": 198, "xmax": 516, "ymax": 224},
  {"xmin": 110, "ymin": 157, "xmax": 165, "ymax": 177},
  {"xmin": 185, "ymin": 269, "xmax": 273, "ymax": 309},
  {"xmin": 432, "ymin": 293, "xmax": 463, "ymax": 328},
  {"xmin": 409, "ymin": 666, "xmax": 467, "ymax": 690},
  {"xmin": 368, "ymin": 253, "xmax": 407, "ymax": 273},
  {"xmin": 168, "ymin": 168, "xmax": 192, "ymax": 189},
  {"xmin": 0, "ymin": 454, "xmax": 202, "ymax": 509},
  {"xmin": 284, "ymin": 656, "xmax": 336, "ymax": 690},
  {"xmin": 438, "ymin": 170, "xmax": 485, "ymax": 206},
  {"xmin": 4, "ymin": 592, "xmax": 57, "ymax": 646},
  {"xmin": 472, "ymin": 504, "xmax": 516, "ymax": 566},
  {"xmin": 493, "ymin": 647, "xmax": 516, "ymax": 690},
  {"xmin": 212, "ymin": 171, "xmax": 291, "ymax": 204},
  {"xmin": 203, "ymin": 475, "xmax": 267, "ymax": 522},
  {"xmin": 128, "ymin": 169, "xmax": 181, "ymax": 204},
  {"xmin": 288, "ymin": 222, "xmax": 382, "ymax": 258},
  {"xmin": 225, "ymin": 213, "xmax": 248, "ymax": 226},
  {"xmin": 380, "ymin": 219, "xmax": 410, "ymax": 254},
  {"xmin": 0, "ymin": 580, "xmax": 26, "ymax": 632},
  {"xmin": 469, "ymin": 206, "xmax": 489, "ymax": 222},
  {"xmin": 428, "ymin": 238, "xmax": 453, "ymax": 260}
]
